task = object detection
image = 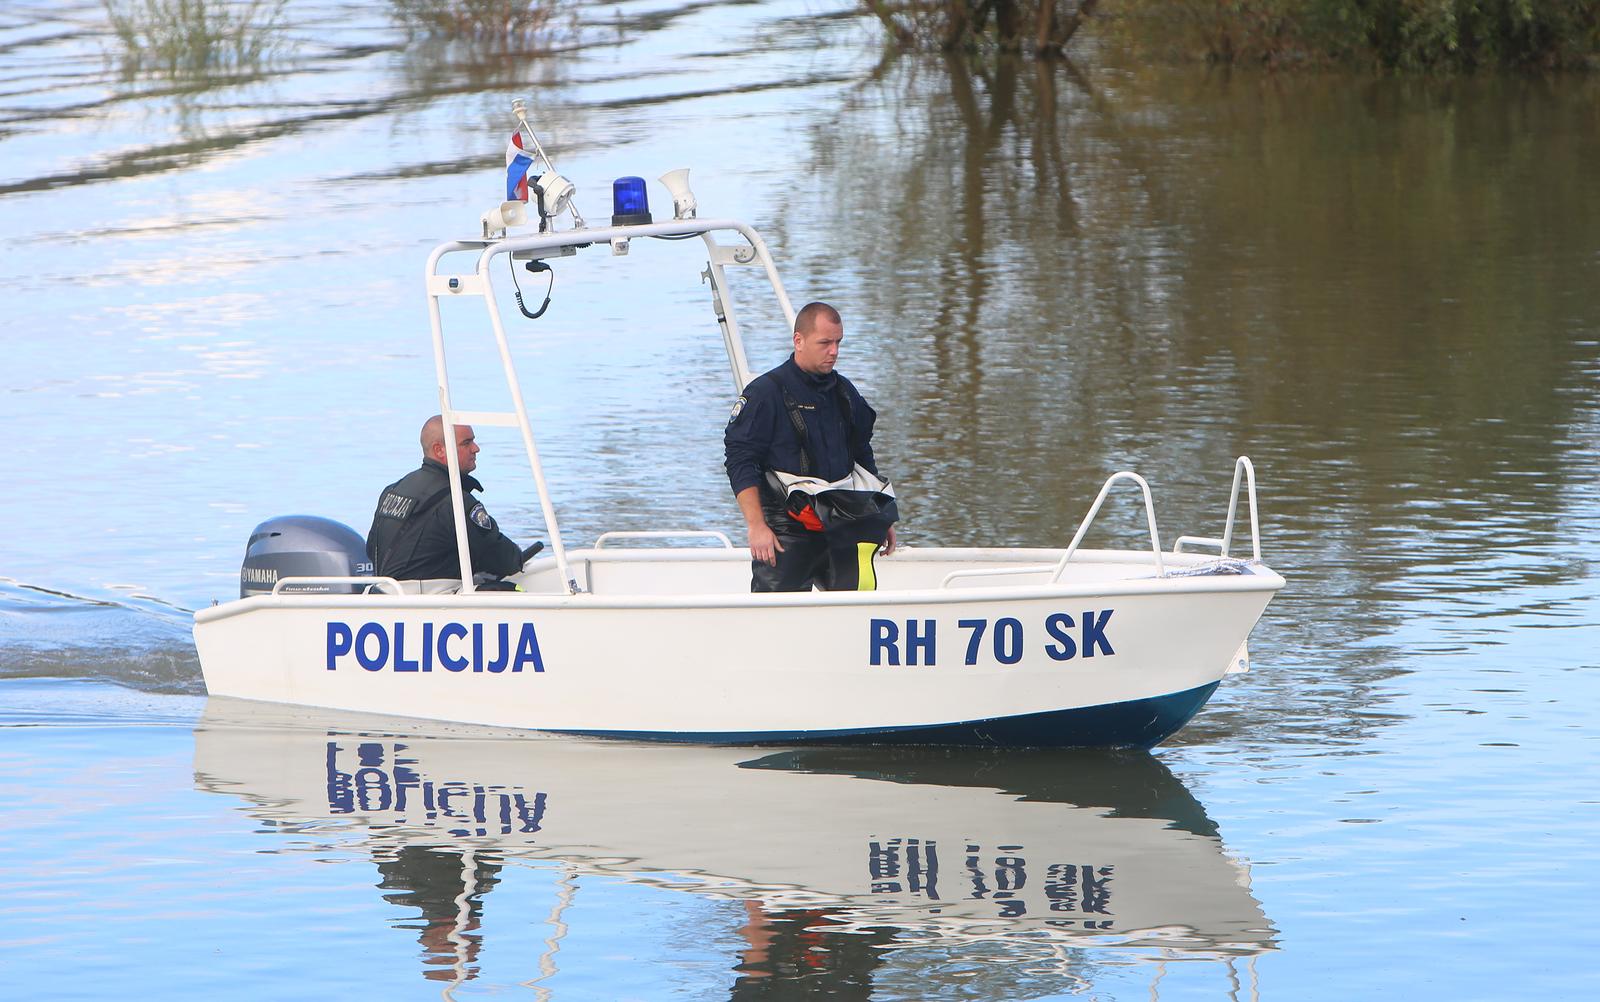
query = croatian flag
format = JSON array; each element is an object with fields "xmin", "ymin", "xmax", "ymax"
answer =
[{"xmin": 505, "ymin": 131, "xmax": 535, "ymax": 202}]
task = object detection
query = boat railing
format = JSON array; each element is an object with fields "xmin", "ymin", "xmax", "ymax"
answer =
[
  {"xmin": 939, "ymin": 470, "xmax": 1166, "ymax": 588},
  {"xmin": 1050, "ymin": 471, "xmax": 1167, "ymax": 582},
  {"xmin": 271, "ymin": 576, "xmax": 405, "ymax": 596},
  {"xmin": 594, "ymin": 531, "xmax": 734, "ymax": 549},
  {"xmin": 1170, "ymin": 457, "xmax": 1262, "ymax": 563},
  {"xmin": 937, "ymin": 458, "xmax": 1262, "ymax": 588},
  {"xmin": 939, "ymin": 564, "xmax": 1058, "ymax": 588}
]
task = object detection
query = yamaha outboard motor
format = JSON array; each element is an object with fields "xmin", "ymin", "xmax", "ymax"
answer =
[{"xmin": 240, "ymin": 515, "xmax": 371, "ymax": 598}]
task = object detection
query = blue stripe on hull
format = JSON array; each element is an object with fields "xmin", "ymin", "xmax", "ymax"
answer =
[{"xmin": 552, "ymin": 681, "xmax": 1222, "ymax": 750}]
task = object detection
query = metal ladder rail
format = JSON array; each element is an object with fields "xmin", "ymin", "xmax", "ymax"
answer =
[
  {"xmin": 473, "ymin": 247, "xmax": 582, "ymax": 594},
  {"xmin": 425, "ymin": 241, "xmax": 492, "ymax": 592},
  {"xmin": 425, "ymin": 241, "xmax": 580, "ymax": 595}
]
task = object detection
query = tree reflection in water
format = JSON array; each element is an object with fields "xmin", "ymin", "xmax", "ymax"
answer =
[
  {"xmin": 390, "ymin": 0, "xmax": 577, "ymax": 52},
  {"xmin": 778, "ymin": 51, "xmax": 1600, "ymax": 748},
  {"xmin": 102, "ymin": 0, "xmax": 288, "ymax": 80},
  {"xmin": 390, "ymin": 0, "xmax": 582, "ymax": 93}
]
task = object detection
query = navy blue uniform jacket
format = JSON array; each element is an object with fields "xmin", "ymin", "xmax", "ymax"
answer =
[
  {"xmin": 724, "ymin": 355, "xmax": 880, "ymax": 498},
  {"xmin": 366, "ymin": 459, "xmax": 523, "ymax": 580}
]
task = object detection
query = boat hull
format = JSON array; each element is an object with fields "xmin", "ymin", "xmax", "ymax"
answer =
[
  {"xmin": 558, "ymin": 681, "xmax": 1221, "ymax": 747},
  {"xmin": 194, "ymin": 552, "xmax": 1278, "ymax": 748}
]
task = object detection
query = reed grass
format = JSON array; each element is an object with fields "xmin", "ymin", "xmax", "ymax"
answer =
[
  {"xmin": 103, "ymin": 0, "xmax": 286, "ymax": 78},
  {"xmin": 391, "ymin": 0, "xmax": 573, "ymax": 52}
]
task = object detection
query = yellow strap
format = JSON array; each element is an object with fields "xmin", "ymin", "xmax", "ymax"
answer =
[{"xmin": 855, "ymin": 541, "xmax": 878, "ymax": 591}]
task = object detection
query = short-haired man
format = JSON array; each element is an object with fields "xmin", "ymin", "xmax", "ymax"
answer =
[
  {"xmin": 367, "ymin": 416, "xmax": 524, "ymax": 582},
  {"xmin": 724, "ymin": 302, "xmax": 897, "ymax": 592}
]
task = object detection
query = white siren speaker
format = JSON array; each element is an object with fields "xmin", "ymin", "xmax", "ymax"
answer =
[
  {"xmin": 659, "ymin": 168, "xmax": 697, "ymax": 219},
  {"xmin": 482, "ymin": 199, "xmax": 528, "ymax": 237}
]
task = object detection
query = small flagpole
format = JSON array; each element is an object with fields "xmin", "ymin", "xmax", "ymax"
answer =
[
  {"xmin": 511, "ymin": 98, "xmax": 556, "ymax": 175},
  {"xmin": 511, "ymin": 98, "xmax": 583, "ymax": 229}
]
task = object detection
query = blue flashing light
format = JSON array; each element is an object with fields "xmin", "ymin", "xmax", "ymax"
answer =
[{"xmin": 611, "ymin": 176, "xmax": 652, "ymax": 226}]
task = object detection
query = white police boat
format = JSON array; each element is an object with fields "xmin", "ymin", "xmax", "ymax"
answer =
[{"xmin": 192, "ymin": 102, "xmax": 1285, "ymax": 748}]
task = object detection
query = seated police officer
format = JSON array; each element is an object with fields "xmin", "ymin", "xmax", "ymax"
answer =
[
  {"xmin": 724, "ymin": 302, "xmax": 898, "ymax": 592},
  {"xmin": 367, "ymin": 416, "xmax": 524, "ymax": 583}
]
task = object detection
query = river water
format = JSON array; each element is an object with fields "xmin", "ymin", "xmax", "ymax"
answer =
[{"xmin": 2, "ymin": 1, "xmax": 1597, "ymax": 998}]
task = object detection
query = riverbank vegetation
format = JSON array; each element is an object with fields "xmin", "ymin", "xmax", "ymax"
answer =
[
  {"xmin": 103, "ymin": 0, "xmax": 286, "ymax": 77},
  {"xmin": 390, "ymin": 0, "xmax": 572, "ymax": 49},
  {"xmin": 863, "ymin": 1, "xmax": 1600, "ymax": 70}
]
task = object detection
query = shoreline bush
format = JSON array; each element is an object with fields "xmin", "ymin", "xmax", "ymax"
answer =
[{"xmin": 863, "ymin": 0, "xmax": 1600, "ymax": 70}]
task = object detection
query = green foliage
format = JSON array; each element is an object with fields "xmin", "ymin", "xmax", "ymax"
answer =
[
  {"xmin": 1141, "ymin": 0, "xmax": 1600, "ymax": 68},
  {"xmin": 1385, "ymin": 0, "xmax": 1600, "ymax": 69},
  {"xmin": 864, "ymin": 0, "xmax": 1600, "ymax": 69}
]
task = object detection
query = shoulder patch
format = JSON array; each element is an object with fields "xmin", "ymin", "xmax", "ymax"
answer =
[
  {"xmin": 728, "ymin": 395, "xmax": 747, "ymax": 425},
  {"xmin": 470, "ymin": 502, "xmax": 494, "ymax": 531}
]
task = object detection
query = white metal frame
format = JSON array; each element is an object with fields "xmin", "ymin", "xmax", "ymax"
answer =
[
  {"xmin": 424, "ymin": 219, "xmax": 795, "ymax": 595},
  {"xmin": 420, "ymin": 214, "xmax": 1266, "ymax": 601}
]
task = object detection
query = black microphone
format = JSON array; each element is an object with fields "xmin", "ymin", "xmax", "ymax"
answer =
[{"xmin": 516, "ymin": 260, "xmax": 553, "ymax": 318}]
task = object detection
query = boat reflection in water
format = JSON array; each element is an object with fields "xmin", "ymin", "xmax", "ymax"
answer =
[{"xmin": 194, "ymin": 698, "xmax": 1275, "ymax": 997}]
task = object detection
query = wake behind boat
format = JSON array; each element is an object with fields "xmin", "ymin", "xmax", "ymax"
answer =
[{"xmin": 192, "ymin": 101, "xmax": 1284, "ymax": 747}]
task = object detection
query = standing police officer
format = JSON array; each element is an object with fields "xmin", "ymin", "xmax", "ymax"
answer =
[
  {"xmin": 367, "ymin": 416, "xmax": 524, "ymax": 582},
  {"xmin": 724, "ymin": 302, "xmax": 897, "ymax": 592}
]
